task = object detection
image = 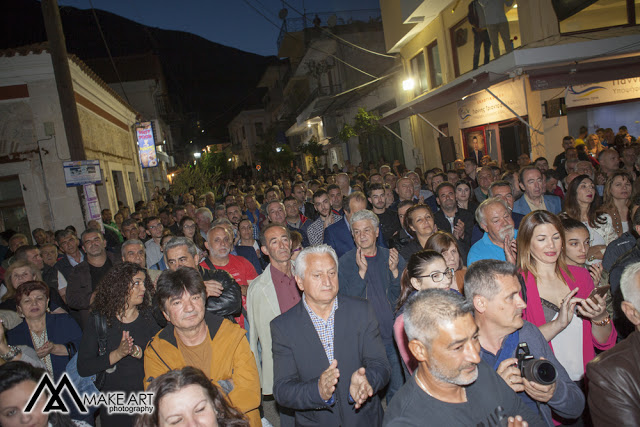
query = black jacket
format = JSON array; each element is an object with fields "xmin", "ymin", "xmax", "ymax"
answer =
[
  {"xmin": 433, "ymin": 208, "xmax": 475, "ymax": 254},
  {"xmin": 199, "ymin": 258, "xmax": 242, "ymax": 321},
  {"xmin": 609, "ymin": 238, "xmax": 640, "ymax": 339}
]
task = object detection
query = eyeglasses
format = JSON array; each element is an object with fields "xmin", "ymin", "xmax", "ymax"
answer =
[{"xmin": 416, "ymin": 268, "xmax": 454, "ymax": 282}]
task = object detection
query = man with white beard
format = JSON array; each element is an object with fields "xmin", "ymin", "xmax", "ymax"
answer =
[{"xmin": 467, "ymin": 198, "xmax": 516, "ymax": 265}]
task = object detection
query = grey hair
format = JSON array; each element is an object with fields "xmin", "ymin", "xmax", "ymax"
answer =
[
  {"xmin": 294, "ymin": 244, "xmax": 339, "ymax": 279},
  {"xmin": 349, "ymin": 209, "xmax": 379, "ymax": 228},
  {"xmin": 464, "ymin": 260, "xmax": 519, "ymax": 303},
  {"xmin": 195, "ymin": 207, "xmax": 213, "ymax": 222},
  {"xmin": 404, "ymin": 289, "xmax": 473, "ymax": 348},
  {"xmin": 121, "ymin": 239, "xmax": 144, "ymax": 257},
  {"xmin": 488, "ymin": 181, "xmax": 513, "ymax": 197},
  {"xmin": 475, "ymin": 197, "xmax": 510, "ymax": 226},
  {"xmin": 621, "ymin": 261, "xmax": 640, "ymax": 311},
  {"xmin": 164, "ymin": 236, "xmax": 197, "ymax": 258}
]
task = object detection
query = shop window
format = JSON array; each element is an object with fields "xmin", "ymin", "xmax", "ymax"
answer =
[
  {"xmin": 427, "ymin": 41, "xmax": 443, "ymax": 89},
  {"xmin": 410, "ymin": 52, "xmax": 428, "ymax": 97},
  {"xmin": 557, "ymin": 0, "xmax": 635, "ymax": 33}
]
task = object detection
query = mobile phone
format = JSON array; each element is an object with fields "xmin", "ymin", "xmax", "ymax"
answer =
[{"xmin": 589, "ymin": 285, "xmax": 610, "ymax": 301}]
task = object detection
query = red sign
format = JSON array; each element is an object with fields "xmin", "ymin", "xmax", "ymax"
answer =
[{"xmin": 256, "ymin": 165, "xmax": 261, "ymax": 171}]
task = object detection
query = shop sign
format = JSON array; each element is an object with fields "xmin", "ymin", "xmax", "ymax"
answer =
[
  {"xmin": 566, "ymin": 78, "xmax": 640, "ymax": 108},
  {"xmin": 135, "ymin": 122, "xmax": 158, "ymax": 168},
  {"xmin": 63, "ymin": 160, "xmax": 102, "ymax": 187},
  {"xmin": 457, "ymin": 80, "xmax": 527, "ymax": 129}
]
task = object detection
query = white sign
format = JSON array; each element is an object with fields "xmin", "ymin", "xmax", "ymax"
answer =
[
  {"xmin": 63, "ymin": 160, "xmax": 102, "ymax": 187},
  {"xmin": 566, "ymin": 78, "xmax": 640, "ymax": 108},
  {"xmin": 457, "ymin": 80, "xmax": 527, "ymax": 129},
  {"xmin": 83, "ymin": 184, "xmax": 102, "ymax": 222}
]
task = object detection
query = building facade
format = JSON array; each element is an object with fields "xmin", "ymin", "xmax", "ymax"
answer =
[
  {"xmin": 380, "ymin": 0, "xmax": 640, "ymax": 169},
  {"xmin": 0, "ymin": 44, "xmax": 145, "ymax": 237}
]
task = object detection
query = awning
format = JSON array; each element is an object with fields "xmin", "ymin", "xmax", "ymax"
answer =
[{"xmin": 380, "ymin": 33, "xmax": 640, "ymax": 125}]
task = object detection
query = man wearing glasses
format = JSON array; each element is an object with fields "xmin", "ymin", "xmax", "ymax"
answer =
[
  {"xmin": 144, "ymin": 216, "xmax": 164, "ymax": 269},
  {"xmin": 338, "ymin": 209, "xmax": 406, "ymax": 403}
]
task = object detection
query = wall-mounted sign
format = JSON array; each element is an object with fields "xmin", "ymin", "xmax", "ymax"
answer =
[
  {"xmin": 566, "ymin": 78, "xmax": 640, "ymax": 108},
  {"xmin": 457, "ymin": 79, "xmax": 527, "ymax": 129},
  {"xmin": 63, "ymin": 160, "xmax": 102, "ymax": 187},
  {"xmin": 136, "ymin": 121, "xmax": 158, "ymax": 168}
]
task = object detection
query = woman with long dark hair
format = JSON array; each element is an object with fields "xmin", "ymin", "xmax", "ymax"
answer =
[
  {"xmin": 601, "ymin": 170, "xmax": 632, "ymax": 237},
  {"xmin": 563, "ymin": 175, "xmax": 616, "ymax": 261},
  {"xmin": 393, "ymin": 250, "xmax": 455, "ymax": 374},
  {"xmin": 78, "ymin": 263, "xmax": 160, "ymax": 427},
  {"xmin": 397, "ymin": 204, "xmax": 437, "ymax": 260}
]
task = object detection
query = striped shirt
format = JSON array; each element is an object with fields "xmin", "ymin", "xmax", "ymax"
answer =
[{"xmin": 302, "ymin": 294, "xmax": 338, "ymax": 363}]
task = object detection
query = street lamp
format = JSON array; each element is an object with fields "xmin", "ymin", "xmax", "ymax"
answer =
[
  {"xmin": 193, "ymin": 152, "xmax": 201, "ymax": 159},
  {"xmin": 402, "ymin": 78, "xmax": 415, "ymax": 91}
]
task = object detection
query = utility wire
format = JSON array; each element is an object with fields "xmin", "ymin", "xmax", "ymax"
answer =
[
  {"xmin": 87, "ymin": 0, "xmax": 131, "ymax": 105},
  {"xmin": 279, "ymin": 0, "xmax": 396, "ymax": 59},
  {"xmin": 241, "ymin": 0, "xmax": 379, "ymax": 79}
]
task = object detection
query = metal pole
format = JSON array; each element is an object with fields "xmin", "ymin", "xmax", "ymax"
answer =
[
  {"xmin": 411, "ymin": 108, "xmax": 447, "ymax": 137},
  {"xmin": 485, "ymin": 88, "xmax": 543, "ymax": 135}
]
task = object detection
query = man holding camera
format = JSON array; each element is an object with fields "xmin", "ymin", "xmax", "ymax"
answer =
[{"xmin": 466, "ymin": 260, "xmax": 584, "ymax": 426}]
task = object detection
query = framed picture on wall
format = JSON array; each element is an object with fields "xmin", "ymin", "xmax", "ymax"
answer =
[{"xmin": 463, "ymin": 126, "xmax": 487, "ymax": 165}]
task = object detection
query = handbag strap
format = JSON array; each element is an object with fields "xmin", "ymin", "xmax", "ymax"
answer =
[{"xmin": 93, "ymin": 313, "xmax": 108, "ymax": 357}]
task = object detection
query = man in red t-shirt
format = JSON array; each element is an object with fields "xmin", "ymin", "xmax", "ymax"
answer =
[{"xmin": 201, "ymin": 225, "xmax": 257, "ymax": 327}]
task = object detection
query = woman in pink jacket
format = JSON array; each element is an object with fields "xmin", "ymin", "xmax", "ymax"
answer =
[{"xmin": 515, "ymin": 210, "xmax": 616, "ymax": 384}]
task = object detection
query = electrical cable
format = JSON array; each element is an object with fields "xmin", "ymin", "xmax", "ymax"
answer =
[
  {"xmin": 279, "ymin": 0, "xmax": 396, "ymax": 59},
  {"xmin": 241, "ymin": 0, "xmax": 379, "ymax": 79},
  {"xmin": 87, "ymin": 0, "xmax": 131, "ymax": 105}
]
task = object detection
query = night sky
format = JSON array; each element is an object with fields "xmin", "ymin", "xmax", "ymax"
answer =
[{"xmin": 56, "ymin": 0, "xmax": 381, "ymax": 57}]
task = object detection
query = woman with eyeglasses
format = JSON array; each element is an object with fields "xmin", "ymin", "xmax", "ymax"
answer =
[
  {"xmin": 393, "ymin": 250, "xmax": 456, "ymax": 374},
  {"xmin": 178, "ymin": 216, "xmax": 207, "ymax": 261},
  {"xmin": 425, "ymin": 231, "xmax": 466, "ymax": 294}
]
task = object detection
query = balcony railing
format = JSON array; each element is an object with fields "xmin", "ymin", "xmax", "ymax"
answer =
[{"xmin": 277, "ymin": 9, "xmax": 381, "ymax": 51}]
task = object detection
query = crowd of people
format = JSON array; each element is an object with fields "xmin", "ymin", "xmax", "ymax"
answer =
[{"xmin": 0, "ymin": 126, "xmax": 639, "ymax": 426}]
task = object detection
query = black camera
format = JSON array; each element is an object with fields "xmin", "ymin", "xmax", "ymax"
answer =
[{"xmin": 516, "ymin": 342, "xmax": 557, "ymax": 385}]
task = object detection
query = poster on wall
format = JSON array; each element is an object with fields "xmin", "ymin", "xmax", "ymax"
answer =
[
  {"xmin": 83, "ymin": 184, "xmax": 102, "ymax": 222},
  {"xmin": 566, "ymin": 78, "xmax": 640, "ymax": 108},
  {"xmin": 457, "ymin": 79, "xmax": 527, "ymax": 129},
  {"xmin": 135, "ymin": 122, "xmax": 158, "ymax": 168},
  {"xmin": 63, "ymin": 160, "xmax": 102, "ymax": 187},
  {"xmin": 463, "ymin": 128, "xmax": 487, "ymax": 164}
]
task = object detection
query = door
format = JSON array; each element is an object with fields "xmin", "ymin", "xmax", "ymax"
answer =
[
  {"xmin": 499, "ymin": 119, "xmax": 531, "ymax": 164},
  {"xmin": 0, "ymin": 176, "xmax": 30, "ymax": 237}
]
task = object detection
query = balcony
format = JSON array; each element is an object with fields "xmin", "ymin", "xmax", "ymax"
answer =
[{"xmin": 277, "ymin": 9, "xmax": 381, "ymax": 52}]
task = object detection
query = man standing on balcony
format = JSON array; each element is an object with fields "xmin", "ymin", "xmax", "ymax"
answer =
[
  {"xmin": 478, "ymin": 0, "xmax": 514, "ymax": 60},
  {"xmin": 468, "ymin": 0, "xmax": 491, "ymax": 70}
]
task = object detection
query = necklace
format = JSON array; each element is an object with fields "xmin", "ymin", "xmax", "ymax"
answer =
[{"xmin": 414, "ymin": 373, "xmax": 434, "ymax": 397}]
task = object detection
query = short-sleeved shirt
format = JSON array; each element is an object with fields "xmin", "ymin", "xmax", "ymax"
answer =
[
  {"xmin": 467, "ymin": 230, "xmax": 518, "ymax": 265},
  {"xmin": 210, "ymin": 254, "xmax": 258, "ymax": 286}
]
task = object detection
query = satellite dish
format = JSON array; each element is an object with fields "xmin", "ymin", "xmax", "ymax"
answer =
[
  {"xmin": 278, "ymin": 8, "xmax": 288, "ymax": 20},
  {"xmin": 327, "ymin": 15, "xmax": 337, "ymax": 28}
]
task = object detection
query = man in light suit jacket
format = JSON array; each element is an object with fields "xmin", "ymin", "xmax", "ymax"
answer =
[
  {"xmin": 247, "ymin": 224, "xmax": 300, "ymax": 425},
  {"xmin": 271, "ymin": 245, "xmax": 390, "ymax": 426},
  {"xmin": 513, "ymin": 166, "xmax": 562, "ymax": 215},
  {"xmin": 324, "ymin": 191, "xmax": 385, "ymax": 257}
]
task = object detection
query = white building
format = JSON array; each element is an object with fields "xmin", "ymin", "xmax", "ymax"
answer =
[{"xmin": 0, "ymin": 43, "xmax": 145, "ymax": 236}]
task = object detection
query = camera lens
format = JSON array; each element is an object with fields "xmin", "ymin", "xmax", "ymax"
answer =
[{"xmin": 523, "ymin": 360, "xmax": 557, "ymax": 385}]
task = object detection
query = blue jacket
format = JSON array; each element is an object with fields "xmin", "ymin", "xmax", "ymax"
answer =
[
  {"xmin": 323, "ymin": 217, "xmax": 386, "ymax": 258},
  {"xmin": 8, "ymin": 313, "xmax": 82, "ymax": 380},
  {"xmin": 513, "ymin": 195, "xmax": 561, "ymax": 216}
]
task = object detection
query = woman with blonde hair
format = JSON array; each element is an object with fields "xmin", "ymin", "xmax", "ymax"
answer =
[
  {"xmin": 517, "ymin": 210, "xmax": 616, "ymax": 385},
  {"xmin": 425, "ymin": 231, "xmax": 465, "ymax": 293}
]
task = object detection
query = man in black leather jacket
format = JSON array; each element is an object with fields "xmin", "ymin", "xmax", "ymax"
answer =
[
  {"xmin": 587, "ymin": 261, "xmax": 640, "ymax": 425},
  {"xmin": 163, "ymin": 236, "xmax": 242, "ymax": 321}
]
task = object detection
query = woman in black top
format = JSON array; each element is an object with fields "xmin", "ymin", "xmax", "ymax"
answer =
[{"xmin": 78, "ymin": 262, "xmax": 160, "ymax": 427}]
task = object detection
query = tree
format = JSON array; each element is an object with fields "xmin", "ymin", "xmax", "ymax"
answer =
[
  {"xmin": 299, "ymin": 137, "xmax": 325, "ymax": 169},
  {"xmin": 337, "ymin": 108, "xmax": 383, "ymax": 157},
  {"xmin": 170, "ymin": 152, "xmax": 223, "ymax": 197}
]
